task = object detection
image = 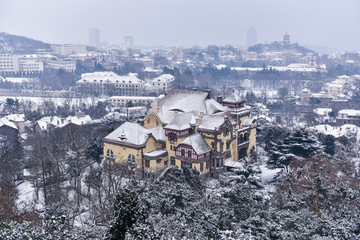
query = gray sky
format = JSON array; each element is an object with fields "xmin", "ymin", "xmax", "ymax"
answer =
[{"xmin": 0, "ymin": 0, "xmax": 359, "ymax": 51}]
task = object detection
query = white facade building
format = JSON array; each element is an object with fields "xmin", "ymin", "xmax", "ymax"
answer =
[
  {"xmin": 108, "ymin": 96, "xmax": 162, "ymax": 107},
  {"xmin": 47, "ymin": 59, "xmax": 76, "ymax": 72},
  {"xmin": 76, "ymin": 71, "xmax": 146, "ymax": 96},
  {"xmin": 51, "ymin": 44, "xmax": 87, "ymax": 56},
  {"xmin": 151, "ymin": 74, "xmax": 175, "ymax": 94},
  {"xmin": 0, "ymin": 54, "xmax": 43, "ymax": 74}
]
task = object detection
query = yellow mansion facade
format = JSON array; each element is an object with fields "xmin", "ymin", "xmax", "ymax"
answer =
[{"xmin": 103, "ymin": 89, "xmax": 257, "ymax": 177}]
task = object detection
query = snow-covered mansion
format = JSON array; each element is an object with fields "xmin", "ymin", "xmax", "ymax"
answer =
[{"xmin": 103, "ymin": 89, "xmax": 257, "ymax": 177}]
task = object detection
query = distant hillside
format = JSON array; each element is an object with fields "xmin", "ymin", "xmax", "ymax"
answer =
[
  {"xmin": 0, "ymin": 32, "xmax": 51, "ymax": 54},
  {"xmin": 248, "ymin": 41, "xmax": 316, "ymax": 55}
]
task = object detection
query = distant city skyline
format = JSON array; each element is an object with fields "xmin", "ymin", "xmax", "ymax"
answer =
[{"xmin": 0, "ymin": 0, "xmax": 359, "ymax": 51}]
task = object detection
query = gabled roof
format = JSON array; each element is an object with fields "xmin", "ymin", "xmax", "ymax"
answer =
[
  {"xmin": 104, "ymin": 122, "xmax": 149, "ymax": 146},
  {"xmin": 148, "ymin": 126, "xmax": 166, "ymax": 142},
  {"xmin": 198, "ymin": 113, "xmax": 235, "ymax": 131},
  {"xmin": 0, "ymin": 119, "xmax": 18, "ymax": 130},
  {"xmin": 178, "ymin": 133, "xmax": 211, "ymax": 155},
  {"xmin": 104, "ymin": 122, "xmax": 166, "ymax": 147},
  {"xmin": 205, "ymin": 99, "xmax": 227, "ymax": 114},
  {"xmin": 223, "ymin": 90, "xmax": 244, "ymax": 103}
]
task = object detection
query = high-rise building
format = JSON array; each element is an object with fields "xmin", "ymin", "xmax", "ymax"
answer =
[
  {"xmin": 124, "ymin": 36, "xmax": 134, "ymax": 49},
  {"xmin": 246, "ymin": 27, "xmax": 257, "ymax": 47},
  {"xmin": 89, "ymin": 28, "xmax": 100, "ymax": 46}
]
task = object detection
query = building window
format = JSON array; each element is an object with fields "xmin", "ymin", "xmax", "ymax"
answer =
[
  {"xmin": 156, "ymin": 158, "xmax": 161, "ymax": 164},
  {"xmin": 164, "ymin": 159, "xmax": 168, "ymax": 166},
  {"xmin": 106, "ymin": 149, "xmax": 114, "ymax": 162},
  {"xmin": 188, "ymin": 151, "xmax": 191, "ymax": 158},
  {"xmin": 145, "ymin": 159, "xmax": 150, "ymax": 168},
  {"xmin": 128, "ymin": 154, "xmax": 136, "ymax": 167},
  {"xmin": 181, "ymin": 149, "xmax": 185, "ymax": 157},
  {"xmin": 171, "ymin": 156, "xmax": 175, "ymax": 166},
  {"xmin": 216, "ymin": 159, "xmax": 220, "ymax": 168},
  {"xmin": 169, "ymin": 133, "xmax": 177, "ymax": 142},
  {"xmin": 170, "ymin": 145, "xmax": 172, "ymax": 150},
  {"xmin": 211, "ymin": 158, "xmax": 215, "ymax": 168},
  {"xmin": 200, "ymin": 162, "xmax": 204, "ymax": 172},
  {"xmin": 206, "ymin": 161, "xmax": 210, "ymax": 169}
]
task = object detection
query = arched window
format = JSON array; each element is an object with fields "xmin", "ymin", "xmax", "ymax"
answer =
[{"xmin": 128, "ymin": 154, "xmax": 136, "ymax": 167}]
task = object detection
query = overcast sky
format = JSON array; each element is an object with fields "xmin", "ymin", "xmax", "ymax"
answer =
[{"xmin": 0, "ymin": 0, "xmax": 359, "ymax": 51}]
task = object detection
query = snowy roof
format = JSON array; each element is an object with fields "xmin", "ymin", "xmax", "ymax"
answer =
[
  {"xmin": 151, "ymin": 74, "xmax": 174, "ymax": 83},
  {"xmin": 143, "ymin": 67, "xmax": 162, "ymax": 73},
  {"xmin": 0, "ymin": 118, "xmax": 18, "ymax": 130},
  {"xmin": 5, "ymin": 77, "xmax": 38, "ymax": 83},
  {"xmin": 197, "ymin": 114, "xmax": 226, "ymax": 131},
  {"xmin": 215, "ymin": 64, "xmax": 227, "ymax": 70},
  {"xmin": 205, "ymin": 99, "xmax": 228, "ymax": 115},
  {"xmin": 143, "ymin": 149, "xmax": 168, "ymax": 157},
  {"xmin": 243, "ymin": 117, "xmax": 256, "ymax": 127},
  {"xmin": 312, "ymin": 124, "xmax": 360, "ymax": 142},
  {"xmin": 338, "ymin": 109, "xmax": 360, "ymax": 117},
  {"xmin": 3, "ymin": 114, "xmax": 25, "ymax": 122},
  {"xmin": 148, "ymin": 126, "xmax": 166, "ymax": 142},
  {"xmin": 67, "ymin": 115, "xmax": 92, "ymax": 125},
  {"xmin": 223, "ymin": 91, "xmax": 244, "ymax": 103},
  {"xmin": 38, "ymin": 116, "xmax": 68, "ymax": 128},
  {"xmin": 78, "ymin": 71, "xmax": 144, "ymax": 84},
  {"xmin": 313, "ymin": 108, "xmax": 332, "ymax": 115},
  {"xmin": 155, "ymin": 90, "xmax": 210, "ymax": 124},
  {"xmin": 178, "ymin": 133, "xmax": 211, "ymax": 155},
  {"xmin": 36, "ymin": 120, "xmax": 48, "ymax": 131},
  {"xmin": 104, "ymin": 122, "xmax": 150, "ymax": 147},
  {"xmin": 109, "ymin": 96, "xmax": 157, "ymax": 101},
  {"xmin": 224, "ymin": 160, "xmax": 243, "ymax": 168},
  {"xmin": 164, "ymin": 112, "xmax": 196, "ymax": 131}
]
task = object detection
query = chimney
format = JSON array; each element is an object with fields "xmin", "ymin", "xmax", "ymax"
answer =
[
  {"xmin": 217, "ymin": 96, "xmax": 223, "ymax": 103},
  {"xmin": 204, "ymin": 89, "xmax": 211, "ymax": 98},
  {"xmin": 196, "ymin": 117, "xmax": 200, "ymax": 126},
  {"xmin": 192, "ymin": 88, "xmax": 197, "ymax": 92}
]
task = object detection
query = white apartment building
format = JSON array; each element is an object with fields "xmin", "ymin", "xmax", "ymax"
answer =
[
  {"xmin": 151, "ymin": 74, "xmax": 175, "ymax": 94},
  {"xmin": 76, "ymin": 71, "xmax": 146, "ymax": 96},
  {"xmin": 51, "ymin": 44, "xmax": 87, "ymax": 56},
  {"xmin": 108, "ymin": 96, "xmax": 160, "ymax": 107},
  {"xmin": 0, "ymin": 54, "xmax": 43, "ymax": 74},
  {"xmin": 47, "ymin": 59, "xmax": 76, "ymax": 72}
]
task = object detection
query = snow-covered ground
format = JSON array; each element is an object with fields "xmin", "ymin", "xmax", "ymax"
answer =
[{"xmin": 259, "ymin": 165, "xmax": 282, "ymax": 184}]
